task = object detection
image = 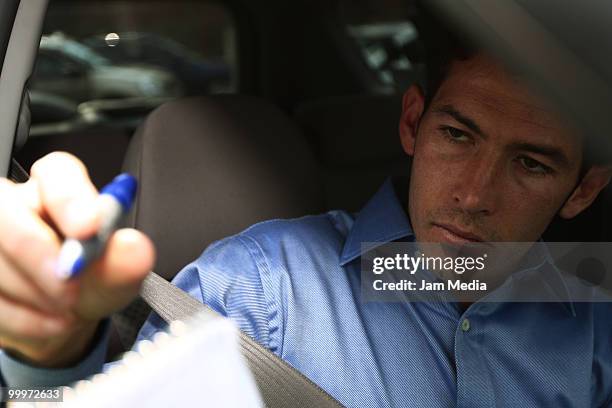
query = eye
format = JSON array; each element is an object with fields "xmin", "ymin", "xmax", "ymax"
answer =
[
  {"xmin": 441, "ymin": 126, "xmax": 471, "ymax": 144},
  {"xmin": 517, "ymin": 156, "xmax": 552, "ymax": 175}
]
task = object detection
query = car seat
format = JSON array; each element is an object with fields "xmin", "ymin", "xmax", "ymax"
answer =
[
  {"xmin": 294, "ymin": 94, "xmax": 411, "ymax": 212},
  {"xmin": 111, "ymin": 95, "xmax": 324, "ymax": 353}
]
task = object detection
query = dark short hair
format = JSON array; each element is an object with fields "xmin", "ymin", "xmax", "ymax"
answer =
[
  {"xmin": 414, "ymin": 3, "xmax": 610, "ymax": 173},
  {"xmin": 414, "ymin": 4, "xmax": 475, "ymax": 106}
]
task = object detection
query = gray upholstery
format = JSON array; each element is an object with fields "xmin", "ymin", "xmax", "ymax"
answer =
[
  {"xmin": 110, "ymin": 95, "xmax": 324, "ymax": 354},
  {"xmin": 122, "ymin": 95, "xmax": 324, "ymax": 280},
  {"xmin": 295, "ymin": 94, "xmax": 412, "ymax": 212}
]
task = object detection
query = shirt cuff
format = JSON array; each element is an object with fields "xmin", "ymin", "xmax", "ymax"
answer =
[{"xmin": 0, "ymin": 320, "xmax": 110, "ymax": 387}]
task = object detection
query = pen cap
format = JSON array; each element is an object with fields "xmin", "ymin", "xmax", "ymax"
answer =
[{"xmin": 100, "ymin": 173, "xmax": 138, "ymax": 212}]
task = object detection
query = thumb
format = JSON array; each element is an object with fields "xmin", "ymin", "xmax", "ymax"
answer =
[{"xmin": 77, "ymin": 228, "xmax": 156, "ymax": 320}]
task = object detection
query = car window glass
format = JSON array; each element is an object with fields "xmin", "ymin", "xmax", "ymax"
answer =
[
  {"xmin": 32, "ymin": 0, "xmax": 237, "ymax": 125},
  {"xmin": 339, "ymin": 0, "xmax": 424, "ymax": 92},
  {"xmin": 34, "ymin": 52, "xmax": 80, "ymax": 78}
]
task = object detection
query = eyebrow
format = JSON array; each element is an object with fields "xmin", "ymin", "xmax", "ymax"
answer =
[
  {"xmin": 433, "ymin": 104, "xmax": 571, "ymax": 168},
  {"xmin": 433, "ymin": 104, "xmax": 486, "ymax": 138}
]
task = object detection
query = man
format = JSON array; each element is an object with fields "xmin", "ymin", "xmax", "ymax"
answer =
[{"xmin": 0, "ymin": 48, "xmax": 611, "ymax": 406}]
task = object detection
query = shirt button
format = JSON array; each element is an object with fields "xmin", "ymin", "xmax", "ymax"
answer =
[{"xmin": 461, "ymin": 318, "xmax": 471, "ymax": 332}]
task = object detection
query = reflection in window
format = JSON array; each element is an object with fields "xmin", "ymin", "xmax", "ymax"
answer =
[
  {"xmin": 339, "ymin": 0, "xmax": 424, "ymax": 92},
  {"xmin": 31, "ymin": 0, "xmax": 237, "ymax": 125}
]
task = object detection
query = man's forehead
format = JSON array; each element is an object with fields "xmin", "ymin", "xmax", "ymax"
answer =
[{"xmin": 433, "ymin": 54, "xmax": 578, "ymax": 138}]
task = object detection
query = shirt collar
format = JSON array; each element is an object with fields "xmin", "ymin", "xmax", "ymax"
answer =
[
  {"xmin": 339, "ymin": 177, "xmax": 576, "ymax": 316},
  {"xmin": 339, "ymin": 177, "xmax": 414, "ymax": 266},
  {"xmin": 511, "ymin": 241, "xmax": 577, "ymax": 317}
]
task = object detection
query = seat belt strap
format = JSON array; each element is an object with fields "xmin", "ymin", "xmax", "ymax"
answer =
[
  {"xmin": 141, "ymin": 272, "xmax": 344, "ymax": 408},
  {"xmin": 8, "ymin": 159, "xmax": 344, "ymax": 408},
  {"xmin": 9, "ymin": 158, "xmax": 29, "ymax": 183}
]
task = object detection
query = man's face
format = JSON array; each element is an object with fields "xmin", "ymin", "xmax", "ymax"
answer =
[{"xmin": 404, "ymin": 54, "xmax": 584, "ymax": 244}]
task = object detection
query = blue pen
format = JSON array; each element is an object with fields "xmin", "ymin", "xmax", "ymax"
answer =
[{"xmin": 56, "ymin": 173, "xmax": 138, "ymax": 280}]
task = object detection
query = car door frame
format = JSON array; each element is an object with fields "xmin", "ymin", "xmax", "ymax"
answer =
[{"xmin": 0, "ymin": 0, "xmax": 48, "ymax": 176}]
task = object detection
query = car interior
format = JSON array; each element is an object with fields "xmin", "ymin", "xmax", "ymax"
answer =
[
  {"xmin": 4, "ymin": 0, "xmax": 612, "ymax": 364},
  {"xmin": 8, "ymin": 0, "xmax": 419, "ymax": 357}
]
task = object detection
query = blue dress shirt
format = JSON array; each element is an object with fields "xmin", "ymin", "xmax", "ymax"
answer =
[{"xmin": 1, "ymin": 178, "xmax": 611, "ymax": 407}]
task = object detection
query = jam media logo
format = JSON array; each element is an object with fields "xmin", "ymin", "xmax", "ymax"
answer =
[
  {"xmin": 361, "ymin": 242, "xmax": 493, "ymax": 302},
  {"xmin": 362, "ymin": 241, "xmax": 612, "ymax": 303}
]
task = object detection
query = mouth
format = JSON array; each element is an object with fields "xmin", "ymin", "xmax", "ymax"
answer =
[{"xmin": 431, "ymin": 223, "xmax": 485, "ymax": 244}]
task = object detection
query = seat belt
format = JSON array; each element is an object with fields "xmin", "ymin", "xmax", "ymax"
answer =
[
  {"xmin": 8, "ymin": 159, "xmax": 344, "ymax": 408},
  {"xmin": 8, "ymin": 158, "xmax": 29, "ymax": 183},
  {"xmin": 141, "ymin": 272, "xmax": 344, "ymax": 408}
]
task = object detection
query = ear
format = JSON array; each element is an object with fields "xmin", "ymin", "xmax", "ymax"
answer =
[
  {"xmin": 559, "ymin": 165, "xmax": 612, "ymax": 219},
  {"xmin": 399, "ymin": 85, "xmax": 425, "ymax": 156}
]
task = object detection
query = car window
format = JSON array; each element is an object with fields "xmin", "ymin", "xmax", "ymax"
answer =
[
  {"xmin": 339, "ymin": 0, "xmax": 425, "ymax": 93},
  {"xmin": 34, "ymin": 51, "xmax": 87, "ymax": 78},
  {"xmin": 31, "ymin": 0, "xmax": 237, "ymax": 125}
]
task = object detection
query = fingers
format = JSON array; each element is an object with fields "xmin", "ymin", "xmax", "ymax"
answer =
[
  {"xmin": 78, "ymin": 229, "xmax": 155, "ymax": 320},
  {"xmin": 0, "ymin": 295, "xmax": 72, "ymax": 339},
  {"xmin": 0, "ymin": 152, "xmax": 154, "ymax": 321},
  {"xmin": 30, "ymin": 152, "xmax": 100, "ymax": 239},
  {"xmin": 14, "ymin": 178, "xmax": 42, "ymax": 213},
  {"xmin": 95, "ymin": 229, "xmax": 156, "ymax": 287},
  {"xmin": 0, "ymin": 152, "xmax": 153, "ymax": 366},
  {"xmin": 0, "ymin": 254, "xmax": 60, "ymax": 312},
  {"xmin": 0, "ymin": 179, "xmax": 78, "ymax": 304}
]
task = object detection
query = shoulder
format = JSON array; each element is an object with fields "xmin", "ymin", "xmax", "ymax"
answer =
[
  {"xmin": 589, "ymin": 302, "xmax": 612, "ymax": 404},
  {"xmin": 233, "ymin": 210, "xmax": 354, "ymax": 254},
  {"xmin": 192, "ymin": 210, "xmax": 354, "ymax": 278},
  {"xmin": 187, "ymin": 211, "xmax": 355, "ymax": 351},
  {"xmin": 242, "ymin": 210, "xmax": 354, "ymax": 240},
  {"xmin": 592, "ymin": 301, "xmax": 612, "ymax": 333}
]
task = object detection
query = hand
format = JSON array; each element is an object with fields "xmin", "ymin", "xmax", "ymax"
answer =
[{"xmin": 0, "ymin": 152, "xmax": 155, "ymax": 367}]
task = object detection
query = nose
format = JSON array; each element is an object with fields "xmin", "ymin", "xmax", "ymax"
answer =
[{"xmin": 451, "ymin": 154, "xmax": 501, "ymax": 216}]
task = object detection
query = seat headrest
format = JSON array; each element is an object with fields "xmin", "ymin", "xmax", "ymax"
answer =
[
  {"xmin": 123, "ymin": 96, "xmax": 323, "ymax": 279},
  {"xmin": 294, "ymin": 94, "xmax": 411, "ymax": 211},
  {"xmin": 295, "ymin": 94, "xmax": 405, "ymax": 165}
]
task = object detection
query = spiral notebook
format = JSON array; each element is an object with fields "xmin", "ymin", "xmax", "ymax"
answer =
[{"xmin": 10, "ymin": 315, "xmax": 264, "ymax": 407}]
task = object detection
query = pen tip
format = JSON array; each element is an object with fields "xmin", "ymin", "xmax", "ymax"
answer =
[{"xmin": 56, "ymin": 239, "xmax": 85, "ymax": 280}]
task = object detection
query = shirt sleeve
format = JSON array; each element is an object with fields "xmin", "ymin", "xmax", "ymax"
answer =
[
  {"xmin": 0, "ymin": 233, "xmax": 275, "ymax": 387},
  {"xmin": 0, "ymin": 320, "xmax": 111, "ymax": 387},
  {"xmin": 138, "ymin": 234, "xmax": 274, "ymax": 349}
]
